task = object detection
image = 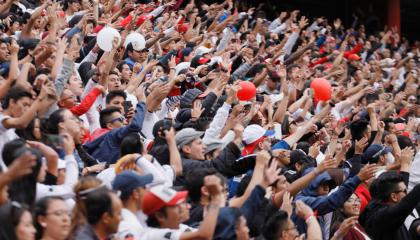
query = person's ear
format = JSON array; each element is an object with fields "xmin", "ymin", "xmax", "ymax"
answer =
[
  {"xmin": 201, "ymin": 185, "xmax": 209, "ymax": 198},
  {"xmin": 37, "ymin": 215, "xmax": 47, "ymax": 228},
  {"xmin": 58, "ymin": 121, "xmax": 66, "ymax": 131},
  {"xmin": 9, "ymin": 99, "xmax": 16, "ymax": 107},
  {"xmin": 295, "ymin": 163, "xmax": 301, "ymax": 171},
  {"xmin": 155, "ymin": 210, "xmax": 166, "ymax": 224},
  {"xmin": 106, "ymin": 122, "xmax": 113, "ymax": 129},
  {"xmin": 182, "ymin": 145, "xmax": 191, "ymax": 154},
  {"xmin": 257, "ymin": 141, "xmax": 264, "ymax": 150},
  {"xmin": 390, "ymin": 192, "xmax": 399, "ymax": 203},
  {"xmin": 379, "ymin": 155, "xmax": 386, "ymax": 165},
  {"xmin": 102, "ymin": 212, "xmax": 112, "ymax": 225}
]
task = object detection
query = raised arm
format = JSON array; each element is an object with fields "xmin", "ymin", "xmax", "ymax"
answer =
[
  {"xmin": 180, "ymin": 176, "xmax": 222, "ymax": 240},
  {"xmin": 164, "ymin": 128, "xmax": 182, "ymax": 176}
]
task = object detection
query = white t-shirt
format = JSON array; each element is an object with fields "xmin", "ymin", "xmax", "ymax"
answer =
[
  {"xmin": 140, "ymin": 224, "xmax": 196, "ymax": 240},
  {"xmin": 117, "ymin": 208, "xmax": 145, "ymax": 240},
  {"xmin": 0, "ymin": 113, "xmax": 19, "ymax": 169}
]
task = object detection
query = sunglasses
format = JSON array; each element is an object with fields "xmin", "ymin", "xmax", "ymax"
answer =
[{"xmin": 109, "ymin": 116, "xmax": 125, "ymax": 124}]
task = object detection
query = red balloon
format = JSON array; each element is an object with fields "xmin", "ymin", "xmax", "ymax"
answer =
[
  {"xmin": 237, "ymin": 81, "xmax": 256, "ymax": 101},
  {"xmin": 310, "ymin": 78, "xmax": 331, "ymax": 101}
]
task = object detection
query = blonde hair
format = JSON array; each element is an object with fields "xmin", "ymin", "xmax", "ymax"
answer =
[{"xmin": 68, "ymin": 176, "xmax": 102, "ymax": 239}]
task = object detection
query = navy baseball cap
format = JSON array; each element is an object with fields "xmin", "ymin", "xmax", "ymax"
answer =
[
  {"xmin": 362, "ymin": 144, "xmax": 392, "ymax": 163},
  {"xmin": 112, "ymin": 171, "xmax": 153, "ymax": 196}
]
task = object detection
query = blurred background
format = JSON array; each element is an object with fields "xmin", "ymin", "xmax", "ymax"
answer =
[{"xmin": 198, "ymin": 0, "xmax": 419, "ymax": 42}]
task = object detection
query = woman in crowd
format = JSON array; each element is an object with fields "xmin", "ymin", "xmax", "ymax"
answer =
[
  {"xmin": 0, "ymin": 201, "xmax": 36, "ymax": 240},
  {"xmin": 34, "ymin": 196, "xmax": 71, "ymax": 240},
  {"xmin": 330, "ymin": 194, "xmax": 370, "ymax": 240}
]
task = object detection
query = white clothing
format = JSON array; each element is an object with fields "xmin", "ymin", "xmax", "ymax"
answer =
[
  {"xmin": 117, "ymin": 208, "xmax": 145, "ymax": 240},
  {"xmin": 141, "ymin": 224, "xmax": 196, "ymax": 240},
  {"xmin": 36, "ymin": 155, "xmax": 79, "ymax": 200},
  {"xmin": 0, "ymin": 113, "xmax": 19, "ymax": 169}
]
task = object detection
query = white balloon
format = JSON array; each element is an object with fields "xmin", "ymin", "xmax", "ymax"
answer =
[
  {"xmin": 124, "ymin": 32, "xmax": 146, "ymax": 51},
  {"xmin": 97, "ymin": 27, "xmax": 121, "ymax": 52}
]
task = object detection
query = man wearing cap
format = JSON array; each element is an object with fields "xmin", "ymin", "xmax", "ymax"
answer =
[
  {"xmin": 242, "ymin": 124, "xmax": 275, "ymax": 156},
  {"xmin": 112, "ymin": 171, "xmax": 153, "ymax": 240},
  {"xmin": 174, "ymin": 128, "xmax": 255, "ymax": 186},
  {"xmin": 362, "ymin": 143, "xmax": 395, "ymax": 166},
  {"xmin": 124, "ymin": 42, "xmax": 149, "ymax": 70},
  {"xmin": 141, "ymin": 177, "xmax": 223, "ymax": 240}
]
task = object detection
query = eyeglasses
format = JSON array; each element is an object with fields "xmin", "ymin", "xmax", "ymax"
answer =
[
  {"xmin": 109, "ymin": 116, "xmax": 125, "ymax": 124},
  {"xmin": 346, "ymin": 197, "xmax": 361, "ymax": 204},
  {"xmin": 46, "ymin": 210, "xmax": 71, "ymax": 217}
]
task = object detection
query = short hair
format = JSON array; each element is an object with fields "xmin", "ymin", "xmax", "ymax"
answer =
[
  {"xmin": 109, "ymin": 70, "xmax": 119, "ymax": 77},
  {"xmin": 245, "ymin": 63, "xmax": 265, "ymax": 78},
  {"xmin": 84, "ymin": 190, "xmax": 113, "ymax": 225},
  {"xmin": 262, "ymin": 210, "xmax": 290, "ymax": 240},
  {"xmin": 350, "ymin": 119, "xmax": 369, "ymax": 141},
  {"xmin": 116, "ymin": 62, "xmax": 129, "ymax": 72},
  {"xmin": 120, "ymin": 133, "xmax": 144, "ymax": 157},
  {"xmin": 99, "ymin": 107, "xmax": 121, "ymax": 129},
  {"xmin": 369, "ymin": 171, "xmax": 404, "ymax": 202},
  {"xmin": 105, "ymin": 90, "xmax": 126, "ymax": 104},
  {"xmin": 146, "ymin": 207, "xmax": 167, "ymax": 228},
  {"xmin": 1, "ymin": 86, "xmax": 32, "ymax": 109},
  {"xmin": 185, "ymin": 168, "xmax": 220, "ymax": 203}
]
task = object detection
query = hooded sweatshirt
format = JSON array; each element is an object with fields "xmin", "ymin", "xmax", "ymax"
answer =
[{"xmin": 294, "ymin": 168, "xmax": 361, "ymax": 239}]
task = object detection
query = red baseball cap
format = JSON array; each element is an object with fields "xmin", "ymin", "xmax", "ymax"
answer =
[{"xmin": 142, "ymin": 185, "xmax": 188, "ymax": 215}]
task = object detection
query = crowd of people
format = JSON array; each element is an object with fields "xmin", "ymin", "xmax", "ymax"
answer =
[{"xmin": 0, "ymin": 0, "xmax": 418, "ymax": 239}]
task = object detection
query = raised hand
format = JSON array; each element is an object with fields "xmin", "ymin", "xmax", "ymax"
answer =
[
  {"xmin": 295, "ymin": 200, "xmax": 314, "ymax": 219},
  {"xmin": 191, "ymin": 101, "xmax": 204, "ymax": 119},
  {"xmin": 400, "ymin": 147, "xmax": 415, "ymax": 166},
  {"xmin": 355, "ymin": 137, "xmax": 368, "ymax": 154},
  {"xmin": 316, "ymin": 155, "xmax": 337, "ymax": 173},
  {"xmin": 357, "ymin": 164, "xmax": 378, "ymax": 181},
  {"xmin": 281, "ymin": 191, "xmax": 293, "ymax": 216},
  {"xmin": 60, "ymin": 132, "xmax": 75, "ymax": 155},
  {"xmin": 6, "ymin": 151, "xmax": 37, "ymax": 181},
  {"xmin": 262, "ymin": 159, "xmax": 281, "ymax": 188}
]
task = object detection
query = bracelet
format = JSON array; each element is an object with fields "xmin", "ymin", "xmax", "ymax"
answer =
[
  {"xmin": 329, "ymin": 101, "xmax": 335, "ymax": 108},
  {"xmin": 207, "ymin": 204, "xmax": 219, "ymax": 210},
  {"xmin": 305, "ymin": 214, "xmax": 315, "ymax": 223}
]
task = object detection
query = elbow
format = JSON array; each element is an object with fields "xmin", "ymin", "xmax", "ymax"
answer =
[
  {"xmin": 174, "ymin": 166, "xmax": 183, "ymax": 177},
  {"xmin": 194, "ymin": 232, "xmax": 212, "ymax": 240}
]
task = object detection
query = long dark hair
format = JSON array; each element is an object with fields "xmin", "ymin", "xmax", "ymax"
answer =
[
  {"xmin": 3, "ymin": 139, "xmax": 43, "ymax": 208},
  {"xmin": 33, "ymin": 196, "xmax": 65, "ymax": 240},
  {"xmin": 0, "ymin": 201, "xmax": 31, "ymax": 240}
]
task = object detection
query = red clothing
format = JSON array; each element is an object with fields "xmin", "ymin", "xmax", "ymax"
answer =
[
  {"xmin": 309, "ymin": 44, "xmax": 363, "ymax": 68},
  {"xmin": 355, "ymin": 184, "xmax": 371, "ymax": 213},
  {"xmin": 86, "ymin": 128, "xmax": 110, "ymax": 143},
  {"xmin": 70, "ymin": 88, "xmax": 102, "ymax": 116}
]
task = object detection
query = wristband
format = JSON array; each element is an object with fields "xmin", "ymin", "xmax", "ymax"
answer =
[{"xmin": 304, "ymin": 213, "xmax": 315, "ymax": 222}]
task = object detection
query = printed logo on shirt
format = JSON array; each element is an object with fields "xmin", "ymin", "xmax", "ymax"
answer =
[
  {"xmin": 164, "ymin": 232, "xmax": 172, "ymax": 239},
  {"xmin": 124, "ymin": 233, "xmax": 134, "ymax": 240}
]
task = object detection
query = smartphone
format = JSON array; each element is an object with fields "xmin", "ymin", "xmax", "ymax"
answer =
[
  {"xmin": 256, "ymin": 94, "xmax": 264, "ymax": 102},
  {"xmin": 123, "ymin": 101, "xmax": 133, "ymax": 116}
]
